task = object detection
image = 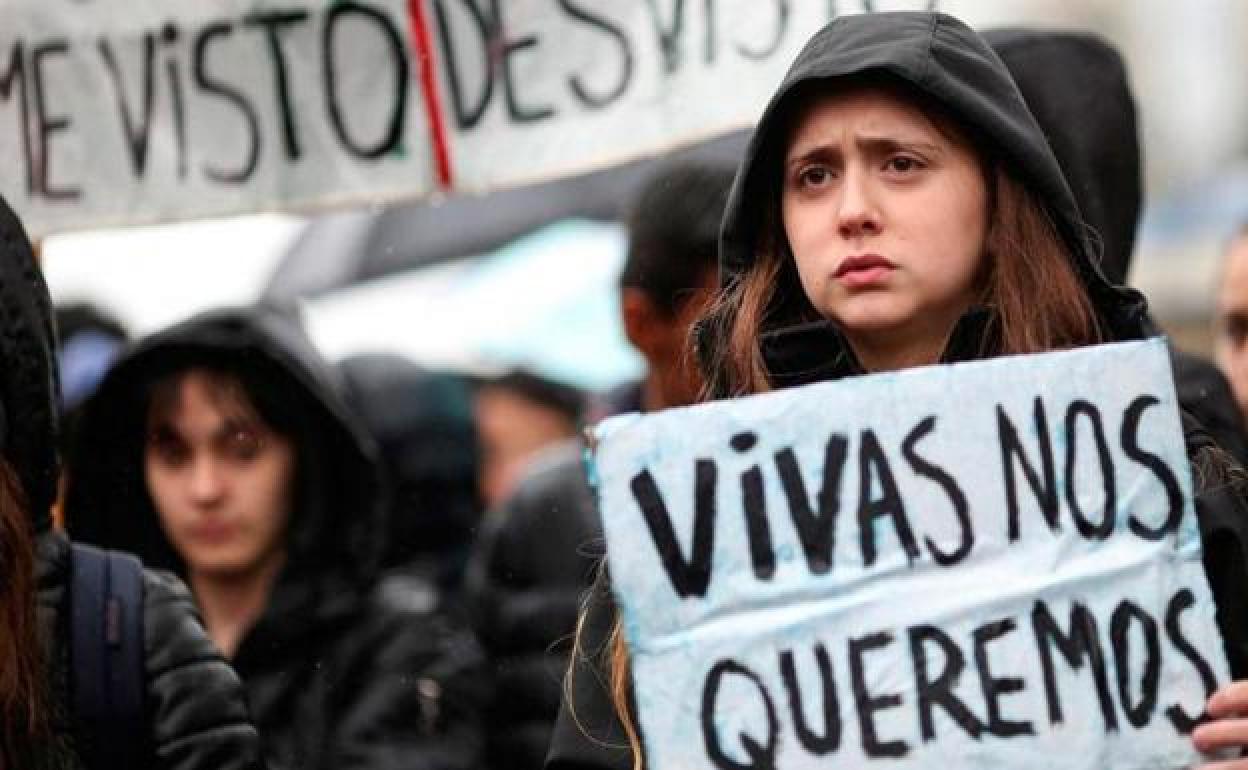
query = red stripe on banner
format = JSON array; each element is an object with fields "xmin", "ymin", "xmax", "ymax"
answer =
[{"xmin": 407, "ymin": 0, "xmax": 454, "ymax": 190}]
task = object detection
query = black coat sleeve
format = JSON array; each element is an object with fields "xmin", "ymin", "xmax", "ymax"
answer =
[
  {"xmin": 545, "ymin": 571, "xmax": 633, "ymax": 770},
  {"xmin": 1172, "ymin": 349, "xmax": 1248, "ymax": 468},
  {"xmin": 1184, "ymin": 411, "xmax": 1248, "ymax": 680},
  {"xmin": 142, "ymin": 570, "xmax": 267, "ymax": 770}
]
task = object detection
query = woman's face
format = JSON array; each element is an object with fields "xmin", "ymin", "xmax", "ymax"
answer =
[
  {"xmin": 781, "ymin": 86, "xmax": 988, "ymax": 370},
  {"xmin": 144, "ymin": 369, "xmax": 295, "ymax": 581}
]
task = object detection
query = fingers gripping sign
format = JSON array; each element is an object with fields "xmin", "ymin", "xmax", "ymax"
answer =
[{"xmin": 1194, "ymin": 682, "xmax": 1248, "ymax": 766}]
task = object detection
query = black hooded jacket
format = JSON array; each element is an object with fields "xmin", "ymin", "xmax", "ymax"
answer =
[
  {"xmin": 0, "ymin": 196, "xmax": 264, "ymax": 768},
  {"xmin": 983, "ymin": 27, "xmax": 1248, "ymax": 468},
  {"xmin": 548, "ymin": 12, "xmax": 1248, "ymax": 769},
  {"xmin": 64, "ymin": 307, "xmax": 485, "ymax": 770}
]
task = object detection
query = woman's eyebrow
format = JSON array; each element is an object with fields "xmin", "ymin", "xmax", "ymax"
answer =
[
  {"xmin": 786, "ymin": 136, "xmax": 943, "ymax": 168},
  {"xmin": 785, "ymin": 144, "xmax": 841, "ymax": 170},
  {"xmin": 214, "ymin": 416, "xmax": 261, "ymax": 439},
  {"xmin": 146, "ymin": 423, "xmax": 181, "ymax": 442},
  {"xmin": 855, "ymin": 136, "xmax": 944, "ymax": 156}
]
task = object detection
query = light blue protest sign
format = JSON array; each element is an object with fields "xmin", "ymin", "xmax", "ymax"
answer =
[{"xmin": 595, "ymin": 338, "xmax": 1229, "ymax": 769}]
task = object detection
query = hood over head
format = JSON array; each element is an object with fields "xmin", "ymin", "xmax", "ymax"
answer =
[
  {"xmin": 983, "ymin": 27, "xmax": 1142, "ymax": 286},
  {"xmin": 0, "ymin": 195, "xmax": 59, "ymax": 530},
  {"xmin": 64, "ymin": 305, "xmax": 383, "ymax": 591},
  {"xmin": 712, "ymin": 11, "xmax": 1148, "ymax": 387}
]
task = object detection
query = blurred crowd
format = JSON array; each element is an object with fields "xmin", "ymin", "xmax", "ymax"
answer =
[{"xmin": 28, "ymin": 157, "xmax": 732, "ymax": 770}]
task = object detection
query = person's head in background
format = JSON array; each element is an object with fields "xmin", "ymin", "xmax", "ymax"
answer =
[
  {"xmin": 55, "ymin": 302, "xmax": 129, "ymax": 415},
  {"xmin": 475, "ymin": 370, "xmax": 583, "ymax": 509},
  {"xmin": 1214, "ymin": 224, "xmax": 1248, "ymax": 416},
  {"xmin": 125, "ymin": 355, "xmax": 308, "ymax": 659},
  {"xmin": 64, "ymin": 307, "xmax": 380, "ymax": 659},
  {"xmin": 338, "ymin": 353, "xmax": 480, "ymax": 589},
  {"xmin": 617, "ymin": 161, "xmax": 736, "ymax": 412},
  {"xmin": 142, "ymin": 364, "xmax": 297, "ymax": 600},
  {"xmin": 981, "ymin": 28, "xmax": 1141, "ymax": 287},
  {"xmin": 988, "ymin": 28, "xmax": 1248, "ymax": 467}
]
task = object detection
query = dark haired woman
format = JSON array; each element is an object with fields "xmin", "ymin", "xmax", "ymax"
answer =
[{"xmin": 64, "ymin": 306, "xmax": 486, "ymax": 770}]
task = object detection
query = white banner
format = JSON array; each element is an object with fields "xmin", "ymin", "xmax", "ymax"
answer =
[
  {"xmin": 595, "ymin": 339, "xmax": 1229, "ymax": 769},
  {"xmin": 0, "ymin": 0, "xmax": 1065, "ymax": 236}
]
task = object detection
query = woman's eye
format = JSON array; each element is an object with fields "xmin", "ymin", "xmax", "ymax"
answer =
[
  {"xmin": 225, "ymin": 430, "xmax": 262, "ymax": 461},
  {"xmin": 885, "ymin": 156, "xmax": 921, "ymax": 173},
  {"xmin": 798, "ymin": 166, "xmax": 832, "ymax": 188},
  {"xmin": 1222, "ymin": 315, "xmax": 1248, "ymax": 349},
  {"xmin": 149, "ymin": 437, "xmax": 189, "ymax": 467}
]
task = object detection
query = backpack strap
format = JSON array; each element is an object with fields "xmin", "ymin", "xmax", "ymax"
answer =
[{"xmin": 70, "ymin": 542, "xmax": 147, "ymax": 770}]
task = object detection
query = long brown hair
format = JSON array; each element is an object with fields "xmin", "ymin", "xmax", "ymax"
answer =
[{"xmin": 0, "ymin": 459, "xmax": 47, "ymax": 765}]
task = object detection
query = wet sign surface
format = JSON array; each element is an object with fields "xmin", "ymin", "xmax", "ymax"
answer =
[{"xmin": 595, "ymin": 338, "xmax": 1228, "ymax": 769}]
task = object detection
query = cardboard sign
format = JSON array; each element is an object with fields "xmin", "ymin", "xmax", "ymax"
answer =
[
  {"xmin": 4, "ymin": 0, "xmax": 1052, "ymax": 236},
  {"xmin": 595, "ymin": 339, "xmax": 1229, "ymax": 769}
]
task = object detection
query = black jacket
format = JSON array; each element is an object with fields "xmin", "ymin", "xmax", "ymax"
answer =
[
  {"xmin": 0, "ymin": 195, "xmax": 264, "ymax": 768},
  {"xmin": 548, "ymin": 12, "xmax": 1248, "ymax": 768},
  {"xmin": 36, "ymin": 532, "xmax": 266, "ymax": 770},
  {"xmin": 464, "ymin": 442, "xmax": 603, "ymax": 770},
  {"xmin": 64, "ymin": 307, "xmax": 485, "ymax": 770}
]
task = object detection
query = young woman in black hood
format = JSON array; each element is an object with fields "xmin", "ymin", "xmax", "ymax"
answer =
[
  {"xmin": 549, "ymin": 11, "xmax": 1248, "ymax": 769},
  {"xmin": 63, "ymin": 306, "xmax": 486, "ymax": 770}
]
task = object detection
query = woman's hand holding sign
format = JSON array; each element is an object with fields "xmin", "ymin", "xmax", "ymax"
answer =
[{"xmin": 1194, "ymin": 681, "xmax": 1248, "ymax": 766}]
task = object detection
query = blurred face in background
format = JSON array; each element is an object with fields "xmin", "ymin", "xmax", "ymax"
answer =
[
  {"xmin": 475, "ymin": 384, "xmax": 578, "ymax": 509},
  {"xmin": 621, "ymin": 265, "xmax": 719, "ymax": 410},
  {"xmin": 145, "ymin": 369, "xmax": 295, "ymax": 581},
  {"xmin": 1216, "ymin": 233, "xmax": 1248, "ymax": 419}
]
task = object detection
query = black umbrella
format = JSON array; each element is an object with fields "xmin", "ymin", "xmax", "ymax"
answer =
[{"xmin": 262, "ymin": 129, "xmax": 750, "ymax": 304}]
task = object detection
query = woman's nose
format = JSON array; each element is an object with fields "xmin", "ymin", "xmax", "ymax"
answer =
[
  {"xmin": 188, "ymin": 457, "xmax": 225, "ymax": 504},
  {"xmin": 837, "ymin": 167, "xmax": 881, "ymax": 239}
]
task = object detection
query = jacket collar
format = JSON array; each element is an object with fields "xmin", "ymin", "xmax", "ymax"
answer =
[{"xmin": 760, "ymin": 307, "xmax": 998, "ymax": 389}]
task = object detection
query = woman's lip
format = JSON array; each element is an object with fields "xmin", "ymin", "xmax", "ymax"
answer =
[
  {"xmin": 189, "ymin": 523, "xmax": 235, "ymax": 543},
  {"xmin": 838, "ymin": 265, "xmax": 893, "ymax": 288},
  {"xmin": 835, "ymin": 255, "xmax": 896, "ymax": 287},
  {"xmin": 835, "ymin": 254, "xmax": 895, "ymax": 277}
]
